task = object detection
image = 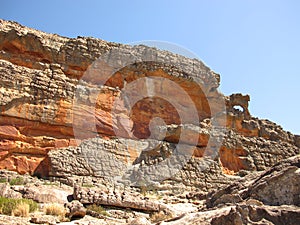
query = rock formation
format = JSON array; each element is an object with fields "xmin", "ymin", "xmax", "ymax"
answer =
[
  {"xmin": 0, "ymin": 19, "xmax": 299, "ymax": 224},
  {"xmin": 160, "ymin": 155, "xmax": 300, "ymax": 225}
]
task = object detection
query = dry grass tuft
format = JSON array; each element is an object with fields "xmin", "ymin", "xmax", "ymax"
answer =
[
  {"xmin": 12, "ymin": 202, "xmax": 30, "ymax": 217},
  {"xmin": 86, "ymin": 204, "xmax": 109, "ymax": 216},
  {"xmin": 44, "ymin": 203, "xmax": 66, "ymax": 218}
]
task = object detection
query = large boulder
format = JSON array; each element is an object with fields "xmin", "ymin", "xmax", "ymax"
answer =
[{"xmin": 207, "ymin": 155, "xmax": 300, "ymax": 208}]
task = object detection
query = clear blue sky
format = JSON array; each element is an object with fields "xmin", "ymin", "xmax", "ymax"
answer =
[{"xmin": 1, "ymin": 0, "xmax": 299, "ymax": 134}]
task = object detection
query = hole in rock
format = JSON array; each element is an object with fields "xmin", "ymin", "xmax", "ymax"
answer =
[{"xmin": 233, "ymin": 105, "xmax": 244, "ymax": 113}]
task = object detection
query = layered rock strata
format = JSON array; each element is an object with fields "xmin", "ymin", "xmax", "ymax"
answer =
[{"xmin": 0, "ymin": 19, "xmax": 299, "ymax": 193}]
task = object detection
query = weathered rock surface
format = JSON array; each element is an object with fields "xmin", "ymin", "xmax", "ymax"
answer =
[
  {"xmin": 73, "ymin": 185, "xmax": 168, "ymax": 212},
  {"xmin": 0, "ymin": 170, "xmax": 73, "ymax": 204},
  {"xmin": 0, "ymin": 19, "xmax": 300, "ymax": 225},
  {"xmin": 0, "ymin": 157, "xmax": 299, "ymax": 225},
  {"xmin": 0, "ymin": 183, "xmax": 22, "ymax": 199},
  {"xmin": 65, "ymin": 200, "xmax": 86, "ymax": 219},
  {"xmin": 0, "ymin": 19, "xmax": 298, "ymax": 185},
  {"xmin": 129, "ymin": 217, "xmax": 151, "ymax": 225},
  {"xmin": 30, "ymin": 215, "xmax": 59, "ymax": 225},
  {"xmin": 0, "ymin": 214, "xmax": 31, "ymax": 225},
  {"xmin": 22, "ymin": 184, "xmax": 72, "ymax": 204},
  {"xmin": 159, "ymin": 204, "xmax": 300, "ymax": 225},
  {"xmin": 160, "ymin": 156, "xmax": 300, "ymax": 224},
  {"xmin": 207, "ymin": 155, "xmax": 300, "ymax": 208}
]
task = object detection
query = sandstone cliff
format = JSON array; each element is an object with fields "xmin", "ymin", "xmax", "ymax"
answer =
[
  {"xmin": 0, "ymin": 19, "xmax": 300, "ymax": 225},
  {"xmin": 0, "ymin": 19, "xmax": 299, "ymax": 187}
]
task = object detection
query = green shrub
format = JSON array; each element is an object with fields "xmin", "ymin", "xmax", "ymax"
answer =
[
  {"xmin": 42, "ymin": 181, "xmax": 59, "ymax": 186},
  {"xmin": 86, "ymin": 204, "xmax": 109, "ymax": 216},
  {"xmin": 82, "ymin": 183, "xmax": 94, "ymax": 188},
  {"xmin": 9, "ymin": 177, "xmax": 24, "ymax": 186},
  {"xmin": 0, "ymin": 197, "xmax": 38, "ymax": 215},
  {"xmin": 0, "ymin": 178, "xmax": 7, "ymax": 183}
]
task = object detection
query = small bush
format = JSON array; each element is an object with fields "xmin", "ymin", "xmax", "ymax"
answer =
[
  {"xmin": 140, "ymin": 185, "xmax": 147, "ymax": 196},
  {"xmin": 0, "ymin": 178, "xmax": 7, "ymax": 183},
  {"xmin": 42, "ymin": 181, "xmax": 58, "ymax": 186},
  {"xmin": 44, "ymin": 203, "xmax": 66, "ymax": 218},
  {"xmin": 12, "ymin": 202, "xmax": 29, "ymax": 217},
  {"xmin": 0, "ymin": 197, "xmax": 38, "ymax": 216},
  {"xmin": 82, "ymin": 183, "xmax": 94, "ymax": 188},
  {"xmin": 9, "ymin": 177, "xmax": 24, "ymax": 186},
  {"xmin": 86, "ymin": 204, "xmax": 109, "ymax": 216}
]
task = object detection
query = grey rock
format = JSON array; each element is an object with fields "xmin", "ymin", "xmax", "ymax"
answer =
[
  {"xmin": 22, "ymin": 184, "xmax": 72, "ymax": 204},
  {"xmin": 0, "ymin": 183, "xmax": 22, "ymax": 199},
  {"xmin": 73, "ymin": 185, "xmax": 168, "ymax": 212},
  {"xmin": 207, "ymin": 155, "xmax": 300, "ymax": 208},
  {"xmin": 129, "ymin": 217, "xmax": 151, "ymax": 225},
  {"xmin": 65, "ymin": 200, "xmax": 86, "ymax": 219},
  {"xmin": 30, "ymin": 215, "xmax": 59, "ymax": 225}
]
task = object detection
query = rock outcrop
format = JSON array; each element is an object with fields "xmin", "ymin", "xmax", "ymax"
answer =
[
  {"xmin": 0, "ymin": 20, "xmax": 298, "ymax": 189},
  {"xmin": 0, "ymin": 19, "xmax": 299, "ymax": 224},
  {"xmin": 160, "ymin": 155, "xmax": 300, "ymax": 225},
  {"xmin": 73, "ymin": 185, "xmax": 168, "ymax": 212},
  {"xmin": 0, "ymin": 156, "xmax": 299, "ymax": 224},
  {"xmin": 207, "ymin": 155, "xmax": 300, "ymax": 208}
]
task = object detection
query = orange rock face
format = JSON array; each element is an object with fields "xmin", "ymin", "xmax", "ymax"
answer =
[
  {"xmin": 219, "ymin": 146, "xmax": 249, "ymax": 173},
  {"xmin": 0, "ymin": 19, "xmax": 299, "ymax": 178}
]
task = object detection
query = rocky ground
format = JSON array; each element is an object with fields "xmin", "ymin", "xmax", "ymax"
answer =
[
  {"xmin": 0, "ymin": 155, "xmax": 299, "ymax": 224},
  {"xmin": 0, "ymin": 19, "xmax": 299, "ymax": 224}
]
